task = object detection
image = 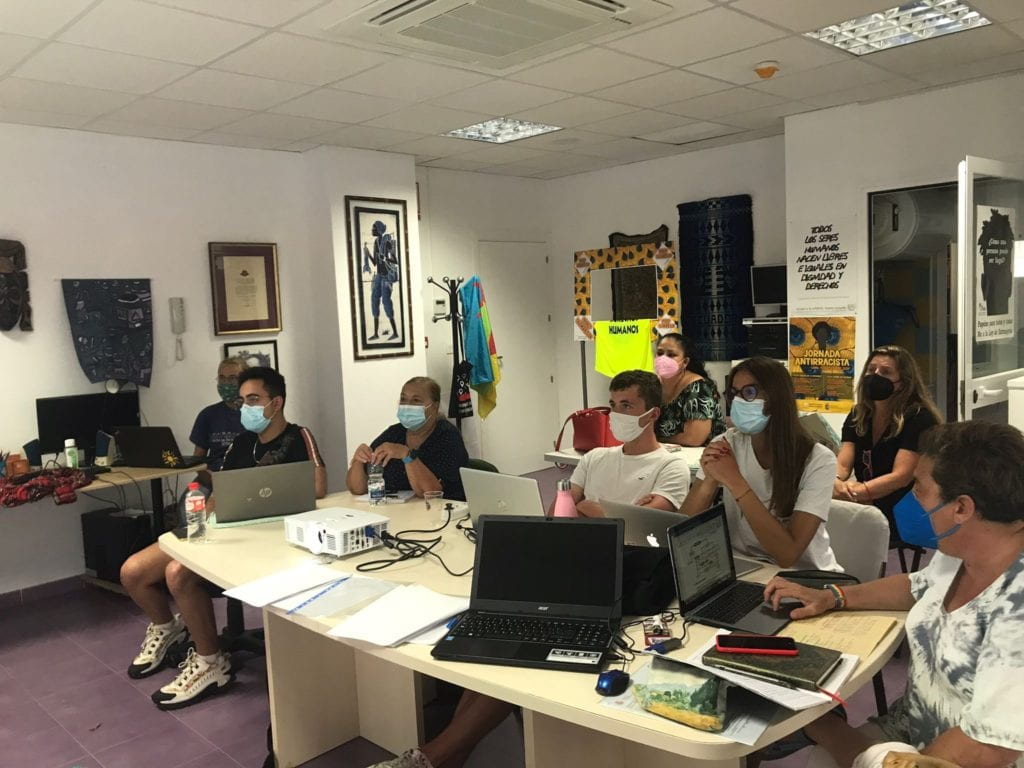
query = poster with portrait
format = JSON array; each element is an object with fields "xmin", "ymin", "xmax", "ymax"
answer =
[
  {"xmin": 975, "ymin": 205, "xmax": 1016, "ymax": 341},
  {"xmin": 345, "ymin": 196, "xmax": 413, "ymax": 360},
  {"xmin": 788, "ymin": 316, "xmax": 856, "ymax": 413}
]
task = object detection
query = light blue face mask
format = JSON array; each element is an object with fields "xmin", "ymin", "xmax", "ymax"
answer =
[
  {"xmin": 397, "ymin": 404, "xmax": 428, "ymax": 430},
  {"xmin": 731, "ymin": 398, "xmax": 770, "ymax": 435},
  {"xmin": 894, "ymin": 492, "xmax": 960, "ymax": 549},
  {"xmin": 241, "ymin": 403, "xmax": 272, "ymax": 434}
]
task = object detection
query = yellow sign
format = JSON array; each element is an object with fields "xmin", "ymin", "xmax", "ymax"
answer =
[{"xmin": 788, "ymin": 316, "xmax": 855, "ymax": 413}]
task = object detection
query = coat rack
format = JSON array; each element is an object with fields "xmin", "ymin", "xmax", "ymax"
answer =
[{"xmin": 428, "ymin": 275, "xmax": 465, "ymax": 431}]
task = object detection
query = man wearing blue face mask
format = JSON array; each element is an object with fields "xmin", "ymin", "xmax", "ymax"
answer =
[
  {"xmin": 764, "ymin": 421, "xmax": 1024, "ymax": 768},
  {"xmin": 681, "ymin": 356, "xmax": 840, "ymax": 571},
  {"xmin": 119, "ymin": 366, "xmax": 326, "ymax": 710},
  {"xmin": 186, "ymin": 356, "xmax": 247, "ymax": 492},
  {"xmin": 346, "ymin": 376, "xmax": 469, "ymax": 500}
]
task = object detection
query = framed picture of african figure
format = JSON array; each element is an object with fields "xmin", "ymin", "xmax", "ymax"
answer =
[{"xmin": 344, "ymin": 196, "xmax": 414, "ymax": 360}]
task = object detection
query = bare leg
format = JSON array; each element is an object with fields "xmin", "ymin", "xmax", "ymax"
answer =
[
  {"xmin": 165, "ymin": 560, "xmax": 219, "ymax": 656},
  {"xmin": 120, "ymin": 542, "xmax": 174, "ymax": 624},
  {"xmin": 805, "ymin": 713, "xmax": 877, "ymax": 768},
  {"xmin": 421, "ymin": 692, "xmax": 515, "ymax": 768}
]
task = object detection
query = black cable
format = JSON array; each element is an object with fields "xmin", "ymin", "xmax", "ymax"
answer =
[
  {"xmin": 91, "ymin": 474, "xmax": 127, "ymax": 511},
  {"xmin": 108, "ymin": 470, "xmax": 145, "ymax": 509},
  {"xmin": 355, "ymin": 505, "xmax": 474, "ymax": 577}
]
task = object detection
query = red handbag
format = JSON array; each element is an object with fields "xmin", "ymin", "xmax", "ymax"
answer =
[{"xmin": 554, "ymin": 407, "xmax": 622, "ymax": 453}]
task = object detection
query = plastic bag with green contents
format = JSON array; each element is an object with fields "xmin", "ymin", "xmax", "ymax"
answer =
[{"xmin": 632, "ymin": 656, "xmax": 729, "ymax": 732}]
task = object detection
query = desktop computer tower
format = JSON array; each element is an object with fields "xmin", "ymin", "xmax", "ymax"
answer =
[{"xmin": 81, "ymin": 507, "xmax": 155, "ymax": 583}]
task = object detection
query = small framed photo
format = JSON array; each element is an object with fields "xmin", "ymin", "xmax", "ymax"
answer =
[
  {"xmin": 209, "ymin": 242, "xmax": 281, "ymax": 335},
  {"xmin": 223, "ymin": 339, "xmax": 278, "ymax": 370},
  {"xmin": 344, "ymin": 196, "xmax": 414, "ymax": 360}
]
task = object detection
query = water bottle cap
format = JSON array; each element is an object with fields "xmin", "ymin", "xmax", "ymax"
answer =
[
  {"xmin": 64, "ymin": 438, "xmax": 76, "ymax": 448},
  {"xmin": 188, "ymin": 482, "xmax": 200, "ymax": 490},
  {"xmin": 557, "ymin": 478, "xmax": 572, "ymax": 491}
]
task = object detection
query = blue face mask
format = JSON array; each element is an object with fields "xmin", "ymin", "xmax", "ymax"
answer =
[
  {"xmin": 397, "ymin": 404, "xmax": 428, "ymax": 430},
  {"xmin": 731, "ymin": 398, "xmax": 770, "ymax": 435},
  {"xmin": 241, "ymin": 403, "xmax": 272, "ymax": 434},
  {"xmin": 893, "ymin": 492, "xmax": 960, "ymax": 549}
]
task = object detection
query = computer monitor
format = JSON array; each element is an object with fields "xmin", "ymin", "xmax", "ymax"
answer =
[
  {"xmin": 750, "ymin": 264, "xmax": 787, "ymax": 305},
  {"xmin": 36, "ymin": 391, "xmax": 141, "ymax": 457}
]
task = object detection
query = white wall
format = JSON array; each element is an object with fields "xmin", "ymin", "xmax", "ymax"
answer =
[
  {"xmin": 785, "ymin": 71, "xmax": 1024, "ymax": 370},
  {"xmin": 415, "ymin": 167, "xmax": 550, "ymax": 458},
  {"xmin": 545, "ymin": 136, "xmax": 788, "ymax": 420}
]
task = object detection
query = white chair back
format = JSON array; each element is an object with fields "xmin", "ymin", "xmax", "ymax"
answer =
[{"xmin": 825, "ymin": 500, "xmax": 890, "ymax": 583}]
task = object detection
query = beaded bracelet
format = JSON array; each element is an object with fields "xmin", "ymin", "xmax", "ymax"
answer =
[{"xmin": 824, "ymin": 583, "xmax": 846, "ymax": 610}]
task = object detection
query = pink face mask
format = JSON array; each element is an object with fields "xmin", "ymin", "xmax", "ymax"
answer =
[{"xmin": 654, "ymin": 355, "xmax": 680, "ymax": 379}]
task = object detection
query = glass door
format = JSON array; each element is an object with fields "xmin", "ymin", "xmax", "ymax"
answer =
[{"xmin": 956, "ymin": 156, "xmax": 1024, "ymax": 421}]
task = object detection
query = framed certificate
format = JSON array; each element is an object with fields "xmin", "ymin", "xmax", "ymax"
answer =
[{"xmin": 208, "ymin": 242, "xmax": 281, "ymax": 335}]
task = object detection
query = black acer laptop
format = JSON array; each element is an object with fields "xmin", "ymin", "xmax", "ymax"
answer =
[
  {"xmin": 432, "ymin": 515, "xmax": 623, "ymax": 673},
  {"xmin": 115, "ymin": 426, "xmax": 204, "ymax": 469},
  {"xmin": 667, "ymin": 504, "xmax": 790, "ymax": 636}
]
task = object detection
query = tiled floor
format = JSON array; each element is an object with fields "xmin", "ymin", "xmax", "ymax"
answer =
[{"xmin": 2, "ymin": 466, "xmax": 911, "ymax": 768}]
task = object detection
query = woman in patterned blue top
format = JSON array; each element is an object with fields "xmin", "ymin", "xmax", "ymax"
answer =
[
  {"xmin": 653, "ymin": 333, "xmax": 725, "ymax": 446},
  {"xmin": 764, "ymin": 421, "xmax": 1024, "ymax": 768}
]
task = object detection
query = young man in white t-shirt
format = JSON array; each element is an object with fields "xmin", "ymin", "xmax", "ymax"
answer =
[{"xmin": 564, "ymin": 369, "xmax": 690, "ymax": 516}]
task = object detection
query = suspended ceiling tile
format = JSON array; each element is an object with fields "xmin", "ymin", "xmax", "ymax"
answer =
[
  {"xmin": 60, "ymin": 0, "xmax": 263, "ymax": 65},
  {"xmin": 363, "ymin": 103, "xmax": 490, "ymax": 134},
  {"xmin": 386, "ymin": 135, "xmax": 477, "ymax": 159},
  {"xmin": 511, "ymin": 47, "xmax": 668, "ymax": 93},
  {"xmin": 605, "ymin": 7, "xmax": 789, "ymax": 67},
  {"xmin": 582, "ymin": 109, "xmax": 696, "ymax": 137},
  {"xmin": 639, "ymin": 120, "xmax": 742, "ymax": 143},
  {"xmin": 271, "ymin": 88, "xmax": 407, "ymax": 123},
  {"xmin": 216, "ymin": 112, "xmax": 348, "ymax": 140},
  {"xmin": 155, "ymin": 69, "xmax": 314, "ymax": 111},
  {"xmin": 685, "ymin": 36, "xmax": 849, "ymax": 86},
  {"xmin": 213, "ymin": 32, "xmax": 391, "ymax": 86},
  {"xmin": 0, "ymin": 0, "xmax": 95, "ymax": 39},
  {"xmin": 104, "ymin": 97, "xmax": 253, "ymax": 130},
  {"xmin": 84, "ymin": 118, "xmax": 199, "ymax": 140},
  {"xmin": 0, "ymin": 32, "xmax": 43, "ymax": 77},
  {"xmin": 720, "ymin": 100, "xmax": 817, "ymax": 129},
  {"xmin": 590, "ymin": 69, "xmax": 732, "ymax": 108},
  {"xmin": 751, "ymin": 58, "xmax": 893, "ymax": 99},
  {"xmin": 0, "ymin": 77, "xmax": 136, "ymax": 117},
  {"xmin": 662, "ymin": 87, "xmax": 784, "ymax": 119},
  {"xmin": 509, "ymin": 96, "xmax": 635, "ymax": 128},
  {"xmin": 190, "ymin": 130, "xmax": 292, "ymax": 149},
  {"xmin": 505, "ymin": 127, "xmax": 614, "ymax": 152},
  {"xmin": 332, "ymin": 59, "xmax": 492, "ymax": 103},
  {"xmin": 420, "ymin": 156, "xmax": 493, "ymax": 171},
  {"xmin": 15, "ymin": 43, "xmax": 194, "ymax": 94},
  {"xmin": 314, "ymin": 124, "xmax": 425, "ymax": 150},
  {"xmin": 803, "ymin": 78, "xmax": 925, "ymax": 108},
  {"xmin": 728, "ymin": 0, "xmax": 896, "ymax": 32},
  {"xmin": 0, "ymin": 105, "xmax": 92, "ymax": 129},
  {"xmin": 860, "ymin": 24, "xmax": 1024, "ymax": 75},
  {"xmin": 911, "ymin": 49, "xmax": 1024, "ymax": 86},
  {"xmin": 431, "ymin": 79, "xmax": 568, "ymax": 114},
  {"xmin": 143, "ymin": 0, "xmax": 324, "ymax": 28}
]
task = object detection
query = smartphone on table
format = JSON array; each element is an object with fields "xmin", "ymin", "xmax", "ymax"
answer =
[{"xmin": 715, "ymin": 634, "xmax": 798, "ymax": 656}]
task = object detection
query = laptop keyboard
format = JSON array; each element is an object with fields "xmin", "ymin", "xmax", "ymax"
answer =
[
  {"xmin": 452, "ymin": 613, "xmax": 612, "ymax": 648},
  {"xmin": 697, "ymin": 581, "xmax": 765, "ymax": 625}
]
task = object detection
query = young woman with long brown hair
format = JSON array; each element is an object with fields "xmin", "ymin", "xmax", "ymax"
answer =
[
  {"xmin": 834, "ymin": 345, "xmax": 942, "ymax": 538},
  {"xmin": 681, "ymin": 356, "xmax": 839, "ymax": 570}
]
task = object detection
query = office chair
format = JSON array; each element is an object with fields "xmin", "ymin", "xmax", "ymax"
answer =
[
  {"xmin": 824, "ymin": 500, "xmax": 892, "ymax": 716},
  {"xmin": 466, "ymin": 457, "xmax": 499, "ymax": 473}
]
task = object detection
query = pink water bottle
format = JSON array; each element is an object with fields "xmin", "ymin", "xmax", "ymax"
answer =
[{"xmin": 552, "ymin": 478, "xmax": 578, "ymax": 518}]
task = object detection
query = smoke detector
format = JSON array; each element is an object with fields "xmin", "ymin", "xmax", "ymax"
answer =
[{"xmin": 754, "ymin": 60, "xmax": 780, "ymax": 79}]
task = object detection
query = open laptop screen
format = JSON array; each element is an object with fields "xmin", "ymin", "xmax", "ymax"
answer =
[
  {"xmin": 668, "ymin": 506, "xmax": 736, "ymax": 609},
  {"xmin": 472, "ymin": 516, "xmax": 622, "ymax": 617}
]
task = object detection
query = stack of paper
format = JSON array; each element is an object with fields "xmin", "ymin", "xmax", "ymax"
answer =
[
  {"xmin": 328, "ymin": 584, "xmax": 469, "ymax": 646},
  {"xmin": 223, "ymin": 563, "xmax": 348, "ymax": 607},
  {"xmin": 784, "ymin": 614, "xmax": 897, "ymax": 661}
]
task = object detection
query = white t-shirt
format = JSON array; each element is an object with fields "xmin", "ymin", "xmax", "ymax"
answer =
[
  {"xmin": 695, "ymin": 428, "xmax": 839, "ymax": 571},
  {"xmin": 881, "ymin": 550, "xmax": 1024, "ymax": 763},
  {"xmin": 570, "ymin": 446, "xmax": 690, "ymax": 510}
]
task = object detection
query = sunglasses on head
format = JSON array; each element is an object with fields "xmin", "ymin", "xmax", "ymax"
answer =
[{"xmin": 727, "ymin": 384, "xmax": 761, "ymax": 402}]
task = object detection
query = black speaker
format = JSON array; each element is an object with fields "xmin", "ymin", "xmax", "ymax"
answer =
[{"xmin": 81, "ymin": 507, "xmax": 155, "ymax": 583}]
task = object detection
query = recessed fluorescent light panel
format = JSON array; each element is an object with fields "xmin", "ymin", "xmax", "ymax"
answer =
[
  {"xmin": 805, "ymin": 1, "xmax": 990, "ymax": 56},
  {"xmin": 446, "ymin": 117, "xmax": 562, "ymax": 144}
]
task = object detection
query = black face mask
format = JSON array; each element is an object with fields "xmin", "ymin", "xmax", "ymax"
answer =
[{"xmin": 865, "ymin": 374, "xmax": 896, "ymax": 401}]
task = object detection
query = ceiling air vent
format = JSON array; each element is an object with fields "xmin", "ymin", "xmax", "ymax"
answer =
[{"xmin": 325, "ymin": 0, "xmax": 671, "ymax": 70}]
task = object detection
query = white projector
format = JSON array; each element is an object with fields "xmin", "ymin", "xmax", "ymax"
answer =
[{"xmin": 284, "ymin": 507, "xmax": 390, "ymax": 557}]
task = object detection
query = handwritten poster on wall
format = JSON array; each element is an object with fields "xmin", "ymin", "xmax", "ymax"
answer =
[
  {"xmin": 975, "ymin": 205, "xmax": 1016, "ymax": 341},
  {"xmin": 788, "ymin": 316, "xmax": 856, "ymax": 413},
  {"xmin": 790, "ymin": 217, "xmax": 858, "ymax": 316}
]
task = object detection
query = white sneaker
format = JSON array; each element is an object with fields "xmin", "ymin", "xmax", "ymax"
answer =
[
  {"xmin": 151, "ymin": 648, "xmax": 233, "ymax": 710},
  {"xmin": 366, "ymin": 749, "xmax": 436, "ymax": 768},
  {"xmin": 127, "ymin": 614, "xmax": 189, "ymax": 679}
]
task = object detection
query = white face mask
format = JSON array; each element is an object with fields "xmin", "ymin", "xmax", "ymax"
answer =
[{"xmin": 609, "ymin": 408, "xmax": 654, "ymax": 443}]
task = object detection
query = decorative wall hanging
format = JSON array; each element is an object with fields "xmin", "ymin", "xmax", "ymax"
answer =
[
  {"xmin": 572, "ymin": 242, "xmax": 680, "ymax": 342},
  {"xmin": 223, "ymin": 339, "xmax": 278, "ymax": 370},
  {"xmin": 608, "ymin": 224, "xmax": 670, "ymax": 248},
  {"xmin": 0, "ymin": 239, "xmax": 31, "ymax": 331},
  {"xmin": 678, "ymin": 195, "xmax": 754, "ymax": 362},
  {"xmin": 789, "ymin": 316, "xmax": 856, "ymax": 413},
  {"xmin": 62, "ymin": 279, "xmax": 153, "ymax": 386},
  {"xmin": 345, "ymin": 196, "xmax": 414, "ymax": 360},
  {"xmin": 208, "ymin": 242, "xmax": 281, "ymax": 335}
]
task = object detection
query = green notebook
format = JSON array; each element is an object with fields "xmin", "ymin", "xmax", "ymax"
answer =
[{"xmin": 702, "ymin": 641, "xmax": 842, "ymax": 691}]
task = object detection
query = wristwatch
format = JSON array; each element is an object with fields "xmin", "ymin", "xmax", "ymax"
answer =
[{"xmin": 402, "ymin": 448, "xmax": 419, "ymax": 464}]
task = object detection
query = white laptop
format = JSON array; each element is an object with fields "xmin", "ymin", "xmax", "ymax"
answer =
[
  {"xmin": 212, "ymin": 461, "xmax": 315, "ymax": 525},
  {"xmin": 460, "ymin": 467, "xmax": 546, "ymax": 525},
  {"xmin": 601, "ymin": 499, "xmax": 765, "ymax": 577}
]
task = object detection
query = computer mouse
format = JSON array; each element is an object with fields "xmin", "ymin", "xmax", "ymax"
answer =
[
  {"xmin": 764, "ymin": 597, "xmax": 803, "ymax": 613},
  {"xmin": 595, "ymin": 669, "xmax": 630, "ymax": 697}
]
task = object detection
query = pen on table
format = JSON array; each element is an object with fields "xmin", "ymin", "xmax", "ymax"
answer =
[{"xmin": 286, "ymin": 576, "xmax": 350, "ymax": 615}]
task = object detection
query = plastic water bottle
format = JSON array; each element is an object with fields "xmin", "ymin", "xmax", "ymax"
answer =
[
  {"xmin": 368, "ymin": 463, "xmax": 386, "ymax": 506},
  {"xmin": 64, "ymin": 438, "xmax": 79, "ymax": 469},
  {"xmin": 185, "ymin": 482, "xmax": 207, "ymax": 543},
  {"xmin": 552, "ymin": 478, "xmax": 578, "ymax": 518}
]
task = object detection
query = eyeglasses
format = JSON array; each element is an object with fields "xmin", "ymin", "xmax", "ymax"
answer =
[
  {"xmin": 861, "ymin": 449, "xmax": 874, "ymax": 481},
  {"xmin": 727, "ymin": 384, "xmax": 761, "ymax": 402}
]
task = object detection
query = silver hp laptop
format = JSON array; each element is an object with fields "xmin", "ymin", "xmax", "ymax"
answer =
[
  {"xmin": 667, "ymin": 504, "xmax": 790, "ymax": 635},
  {"xmin": 601, "ymin": 500, "xmax": 766, "ymax": 577},
  {"xmin": 212, "ymin": 461, "xmax": 315, "ymax": 525},
  {"xmin": 461, "ymin": 467, "xmax": 545, "ymax": 525}
]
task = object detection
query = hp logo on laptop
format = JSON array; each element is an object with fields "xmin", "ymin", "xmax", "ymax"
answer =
[{"xmin": 258, "ymin": 487, "xmax": 273, "ymax": 499}]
